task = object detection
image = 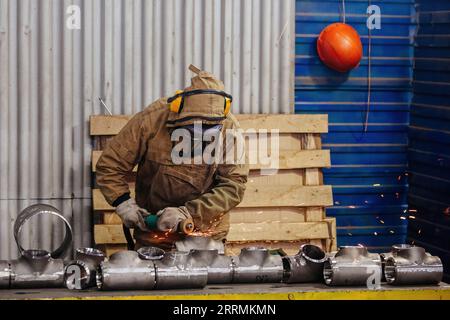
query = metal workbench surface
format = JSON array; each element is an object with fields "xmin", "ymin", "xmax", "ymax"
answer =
[{"xmin": 1, "ymin": 283, "xmax": 449, "ymax": 300}]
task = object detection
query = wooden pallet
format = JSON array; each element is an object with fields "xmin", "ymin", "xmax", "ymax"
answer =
[{"xmin": 90, "ymin": 114, "xmax": 336, "ymax": 255}]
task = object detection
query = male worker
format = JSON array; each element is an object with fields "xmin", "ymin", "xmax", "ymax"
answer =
[{"xmin": 96, "ymin": 65, "xmax": 249, "ymax": 250}]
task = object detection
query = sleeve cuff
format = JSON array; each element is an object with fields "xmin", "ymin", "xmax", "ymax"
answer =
[{"xmin": 112, "ymin": 193, "xmax": 131, "ymax": 207}]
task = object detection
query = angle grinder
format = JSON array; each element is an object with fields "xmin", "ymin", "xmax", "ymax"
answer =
[{"xmin": 144, "ymin": 215, "xmax": 195, "ymax": 235}]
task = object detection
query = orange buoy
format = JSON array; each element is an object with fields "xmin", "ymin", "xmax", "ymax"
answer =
[{"xmin": 317, "ymin": 23, "xmax": 363, "ymax": 73}]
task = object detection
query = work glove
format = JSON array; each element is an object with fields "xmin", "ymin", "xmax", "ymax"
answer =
[
  {"xmin": 156, "ymin": 206, "xmax": 192, "ymax": 233},
  {"xmin": 115, "ymin": 198, "xmax": 150, "ymax": 231}
]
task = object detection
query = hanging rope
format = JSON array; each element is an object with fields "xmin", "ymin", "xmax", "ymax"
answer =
[
  {"xmin": 364, "ymin": 0, "xmax": 372, "ymax": 132},
  {"xmin": 342, "ymin": 0, "xmax": 346, "ymax": 24}
]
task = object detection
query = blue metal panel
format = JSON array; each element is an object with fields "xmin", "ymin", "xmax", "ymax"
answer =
[
  {"xmin": 295, "ymin": 0, "xmax": 415, "ymax": 252},
  {"xmin": 408, "ymin": 0, "xmax": 450, "ymax": 281}
]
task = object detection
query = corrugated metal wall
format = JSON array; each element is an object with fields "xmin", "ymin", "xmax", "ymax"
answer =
[
  {"xmin": 0, "ymin": 0, "xmax": 295, "ymax": 259},
  {"xmin": 295, "ymin": 0, "xmax": 415, "ymax": 251},
  {"xmin": 408, "ymin": 0, "xmax": 450, "ymax": 281}
]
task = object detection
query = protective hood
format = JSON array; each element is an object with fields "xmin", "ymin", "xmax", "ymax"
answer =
[{"xmin": 166, "ymin": 65, "xmax": 230, "ymax": 128}]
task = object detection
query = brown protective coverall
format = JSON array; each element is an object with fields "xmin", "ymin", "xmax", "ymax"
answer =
[{"xmin": 96, "ymin": 68, "xmax": 249, "ymax": 250}]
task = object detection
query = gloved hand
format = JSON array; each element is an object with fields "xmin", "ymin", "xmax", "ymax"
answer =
[
  {"xmin": 156, "ymin": 206, "xmax": 192, "ymax": 233},
  {"xmin": 115, "ymin": 198, "xmax": 150, "ymax": 231}
]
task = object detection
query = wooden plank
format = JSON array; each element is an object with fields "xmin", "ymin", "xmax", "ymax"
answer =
[
  {"xmin": 100, "ymin": 210, "xmax": 305, "ymax": 225},
  {"xmin": 95, "ymin": 224, "xmax": 130, "ymax": 244},
  {"xmin": 247, "ymin": 170, "xmax": 305, "ymax": 186},
  {"xmin": 99, "ymin": 208, "xmax": 307, "ymax": 225},
  {"xmin": 325, "ymin": 217, "xmax": 337, "ymax": 240},
  {"xmin": 99, "ymin": 207, "xmax": 315, "ymax": 225},
  {"xmin": 251, "ymin": 149, "xmax": 330, "ymax": 170},
  {"xmin": 92, "ymin": 149, "xmax": 331, "ymax": 172},
  {"xmin": 90, "ymin": 114, "xmax": 329, "ymax": 136},
  {"xmin": 302, "ymin": 134, "xmax": 328, "ymax": 221},
  {"xmin": 227, "ymin": 221, "xmax": 331, "ymax": 242},
  {"xmin": 90, "ymin": 115, "xmax": 132, "ymax": 136},
  {"xmin": 229, "ymin": 208, "xmax": 306, "ymax": 224},
  {"xmin": 324, "ymin": 217, "xmax": 337, "ymax": 252},
  {"xmin": 93, "ymin": 185, "xmax": 333, "ymax": 211},
  {"xmin": 237, "ymin": 114, "xmax": 328, "ymax": 133},
  {"xmin": 94, "ymin": 220, "xmax": 332, "ymax": 244},
  {"xmin": 304, "ymin": 207, "xmax": 325, "ymax": 222},
  {"xmin": 246, "ymin": 134, "xmax": 304, "ymax": 153},
  {"xmin": 102, "ymin": 212, "xmax": 123, "ymax": 225},
  {"xmin": 239, "ymin": 185, "xmax": 333, "ymax": 207}
]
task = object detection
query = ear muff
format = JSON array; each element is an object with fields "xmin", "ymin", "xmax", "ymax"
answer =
[
  {"xmin": 168, "ymin": 89, "xmax": 233, "ymax": 115},
  {"xmin": 224, "ymin": 97, "xmax": 232, "ymax": 116},
  {"xmin": 169, "ymin": 90, "xmax": 184, "ymax": 113}
]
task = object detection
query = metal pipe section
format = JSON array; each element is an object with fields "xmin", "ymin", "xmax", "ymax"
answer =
[
  {"xmin": 97, "ymin": 251, "xmax": 156, "ymax": 291},
  {"xmin": 0, "ymin": 261, "xmax": 11, "ymax": 289},
  {"xmin": 232, "ymin": 247, "xmax": 284, "ymax": 283},
  {"xmin": 14, "ymin": 204, "xmax": 73, "ymax": 258},
  {"xmin": 189, "ymin": 249, "xmax": 234, "ymax": 284},
  {"xmin": 283, "ymin": 244, "xmax": 327, "ymax": 283},
  {"xmin": 154, "ymin": 251, "xmax": 208, "ymax": 289},
  {"xmin": 8, "ymin": 250, "xmax": 65, "ymax": 289},
  {"xmin": 324, "ymin": 245, "xmax": 382, "ymax": 286},
  {"xmin": 175, "ymin": 236, "xmax": 225, "ymax": 254},
  {"xmin": 384, "ymin": 244, "xmax": 443, "ymax": 285},
  {"xmin": 65, "ymin": 248, "xmax": 107, "ymax": 290}
]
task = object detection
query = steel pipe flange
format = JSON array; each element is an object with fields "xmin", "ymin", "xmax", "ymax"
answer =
[
  {"xmin": 384, "ymin": 244, "xmax": 443, "ymax": 285},
  {"xmin": 283, "ymin": 244, "xmax": 327, "ymax": 283},
  {"xmin": 14, "ymin": 204, "xmax": 73, "ymax": 258}
]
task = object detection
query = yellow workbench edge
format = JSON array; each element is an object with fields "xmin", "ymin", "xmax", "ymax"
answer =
[{"xmin": 35, "ymin": 289, "xmax": 450, "ymax": 300}]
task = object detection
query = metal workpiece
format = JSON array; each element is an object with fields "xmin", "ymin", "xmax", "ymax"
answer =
[
  {"xmin": 65, "ymin": 248, "xmax": 107, "ymax": 290},
  {"xmin": 384, "ymin": 244, "xmax": 443, "ymax": 285},
  {"xmin": 154, "ymin": 251, "xmax": 208, "ymax": 289},
  {"xmin": 283, "ymin": 245, "xmax": 327, "ymax": 283},
  {"xmin": 324, "ymin": 245, "xmax": 382, "ymax": 286},
  {"xmin": 8, "ymin": 250, "xmax": 65, "ymax": 289},
  {"xmin": 175, "ymin": 235, "xmax": 225, "ymax": 254},
  {"xmin": 232, "ymin": 247, "xmax": 284, "ymax": 284},
  {"xmin": 0, "ymin": 261, "xmax": 11, "ymax": 289},
  {"xmin": 137, "ymin": 247, "xmax": 165, "ymax": 261},
  {"xmin": 97, "ymin": 251, "xmax": 156, "ymax": 291},
  {"xmin": 189, "ymin": 249, "xmax": 234, "ymax": 284},
  {"xmin": 14, "ymin": 204, "xmax": 73, "ymax": 258},
  {"xmin": 380, "ymin": 251, "xmax": 393, "ymax": 282}
]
